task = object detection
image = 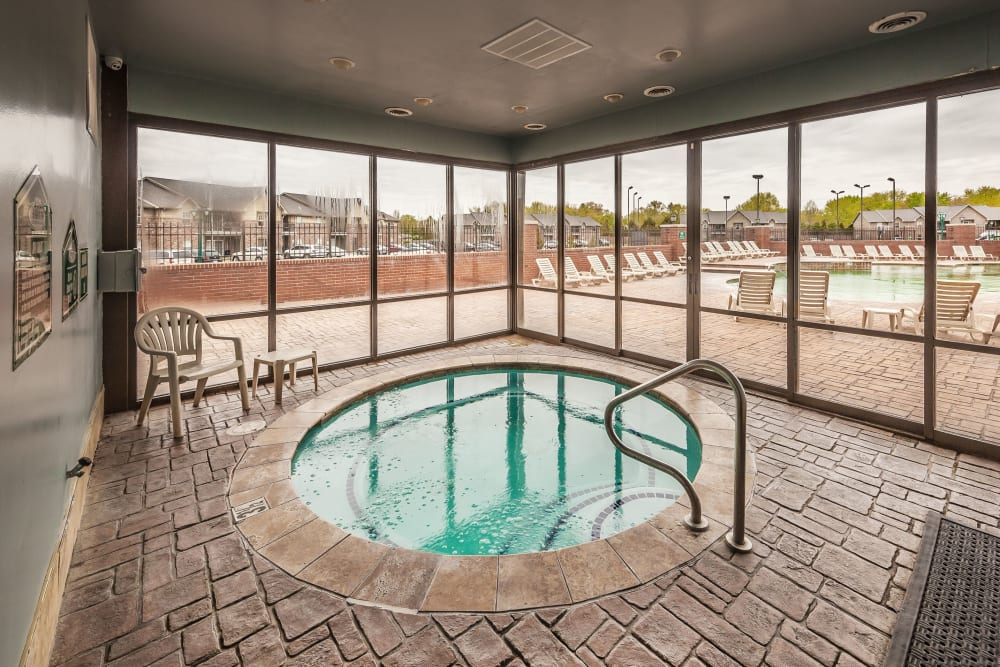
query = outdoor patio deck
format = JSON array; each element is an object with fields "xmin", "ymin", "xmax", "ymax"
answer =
[{"xmin": 52, "ymin": 336, "xmax": 1000, "ymax": 666}]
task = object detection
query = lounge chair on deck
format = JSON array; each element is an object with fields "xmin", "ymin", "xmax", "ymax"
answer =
[
  {"xmin": 712, "ymin": 241, "xmax": 740, "ymax": 258},
  {"xmin": 864, "ymin": 245, "xmax": 880, "ymax": 259},
  {"xmin": 747, "ymin": 240, "xmax": 779, "ymax": 257},
  {"xmin": 899, "ymin": 280, "xmax": 986, "ymax": 341},
  {"xmin": 898, "ymin": 245, "xmax": 920, "ymax": 261},
  {"xmin": 699, "ymin": 242, "xmax": 724, "ymax": 262},
  {"xmin": 799, "ymin": 270, "xmax": 834, "ymax": 323},
  {"xmin": 624, "ymin": 252, "xmax": 657, "ymax": 277},
  {"xmin": 878, "ymin": 245, "xmax": 901, "ymax": 259},
  {"xmin": 533, "ymin": 257, "xmax": 581, "ymax": 288},
  {"xmin": 740, "ymin": 241, "xmax": 766, "ymax": 258},
  {"xmin": 725, "ymin": 241, "xmax": 750, "ymax": 258},
  {"xmin": 951, "ymin": 245, "xmax": 973, "ymax": 261},
  {"xmin": 587, "ymin": 255, "xmax": 615, "ymax": 282},
  {"xmin": 605, "ymin": 254, "xmax": 640, "ymax": 281},
  {"xmin": 915, "ymin": 245, "xmax": 926, "ymax": 259},
  {"xmin": 842, "ymin": 245, "xmax": 866, "ymax": 260},
  {"xmin": 653, "ymin": 250, "xmax": 685, "ymax": 273},
  {"xmin": 637, "ymin": 251, "xmax": 674, "ymax": 276},
  {"xmin": 970, "ymin": 246, "xmax": 997, "ymax": 261},
  {"xmin": 564, "ymin": 256, "xmax": 603, "ymax": 286},
  {"xmin": 829, "ymin": 245, "xmax": 845, "ymax": 259},
  {"xmin": 802, "ymin": 244, "xmax": 822, "ymax": 258},
  {"xmin": 727, "ymin": 270, "xmax": 783, "ymax": 317}
]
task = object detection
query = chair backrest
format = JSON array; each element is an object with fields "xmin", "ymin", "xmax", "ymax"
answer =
[
  {"xmin": 915, "ymin": 245, "xmax": 926, "ymax": 257},
  {"xmin": 864, "ymin": 245, "xmax": 879, "ymax": 257},
  {"xmin": 842, "ymin": 245, "xmax": 859, "ymax": 258},
  {"xmin": 712, "ymin": 242, "xmax": 730, "ymax": 254},
  {"xmin": 623, "ymin": 253, "xmax": 643, "ymax": 271},
  {"xmin": 135, "ymin": 307, "xmax": 209, "ymax": 359},
  {"xmin": 953, "ymin": 245, "xmax": 969, "ymax": 259},
  {"xmin": 799, "ymin": 271, "xmax": 830, "ymax": 318},
  {"xmin": 587, "ymin": 255, "xmax": 609, "ymax": 276},
  {"xmin": 604, "ymin": 254, "xmax": 619, "ymax": 272},
  {"xmin": 726, "ymin": 241, "xmax": 743, "ymax": 255},
  {"xmin": 936, "ymin": 280, "xmax": 980, "ymax": 324},
  {"xmin": 970, "ymin": 245, "xmax": 988, "ymax": 259},
  {"xmin": 829, "ymin": 245, "xmax": 844, "ymax": 258},
  {"xmin": 747, "ymin": 240, "xmax": 764, "ymax": 252},
  {"xmin": 564, "ymin": 256, "xmax": 584, "ymax": 278},
  {"xmin": 899, "ymin": 245, "xmax": 915, "ymax": 258},
  {"xmin": 653, "ymin": 250, "xmax": 670, "ymax": 267},
  {"xmin": 736, "ymin": 270, "xmax": 777, "ymax": 308},
  {"xmin": 803, "ymin": 245, "xmax": 819, "ymax": 257},
  {"xmin": 535, "ymin": 257, "xmax": 558, "ymax": 280},
  {"xmin": 878, "ymin": 245, "xmax": 895, "ymax": 258},
  {"xmin": 637, "ymin": 252, "xmax": 657, "ymax": 270}
]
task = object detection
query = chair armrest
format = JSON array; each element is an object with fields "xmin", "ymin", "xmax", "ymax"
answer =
[{"xmin": 202, "ymin": 329, "xmax": 245, "ymax": 359}]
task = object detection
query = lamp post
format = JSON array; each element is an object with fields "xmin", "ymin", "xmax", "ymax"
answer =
[
  {"xmin": 632, "ymin": 192, "xmax": 640, "ymax": 229},
  {"xmin": 627, "ymin": 185, "xmax": 633, "ymax": 232},
  {"xmin": 830, "ymin": 189, "xmax": 844, "ymax": 228},
  {"xmin": 887, "ymin": 177, "xmax": 897, "ymax": 239},
  {"xmin": 752, "ymin": 174, "xmax": 764, "ymax": 224},
  {"xmin": 636, "ymin": 197, "xmax": 643, "ymax": 230},
  {"xmin": 854, "ymin": 183, "xmax": 870, "ymax": 237}
]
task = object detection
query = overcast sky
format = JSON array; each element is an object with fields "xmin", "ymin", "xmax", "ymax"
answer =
[{"xmin": 138, "ymin": 89, "xmax": 1000, "ymax": 217}]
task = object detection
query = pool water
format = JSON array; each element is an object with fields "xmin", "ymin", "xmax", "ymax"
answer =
[
  {"xmin": 292, "ymin": 369, "xmax": 702, "ymax": 556},
  {"xmin": 727, "ymin": 265, "xmax": 1000, "ymax": 303}
]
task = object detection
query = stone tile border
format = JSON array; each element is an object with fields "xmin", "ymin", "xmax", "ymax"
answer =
[{"xmin": 227, "ymin": 352, "xmax": 757, "ymax": 613}]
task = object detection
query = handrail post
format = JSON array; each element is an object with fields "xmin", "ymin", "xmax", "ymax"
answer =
[{"xmin": 604, "ymin": 359, "xmax": 753, "ymax": 553}]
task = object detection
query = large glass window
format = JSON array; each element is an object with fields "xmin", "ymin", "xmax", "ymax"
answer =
[
  {"xmin": 136, "ymin": 129, "xmax": 270, "ymax": 395},
  {"xmin": 517, "ymin": 167, "xmax": 558, "ymax": 335},
  {"xmin": 701, "ymin": 128, "xmax": 788, "ymax": 387},
  {"xmin": 563, "ymin": 157, "xmax": 614, "ymax": 348}
]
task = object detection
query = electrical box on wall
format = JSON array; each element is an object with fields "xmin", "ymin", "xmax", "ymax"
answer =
[{"xmin": 96, "ymin": 249, "xmax": 142, "ymax": 293}]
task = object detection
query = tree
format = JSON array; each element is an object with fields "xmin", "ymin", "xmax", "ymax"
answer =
[{"xmin": 736, "ymin": 191, "xmax": 785, "ymax": 214}]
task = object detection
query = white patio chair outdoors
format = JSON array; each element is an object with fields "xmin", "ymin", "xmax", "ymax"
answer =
[
  {"xmin": 878, "ymin": 245, "xmax": 901, "ymax": 259},
  {"xmin": 653, "ymin": 250, "xmax": 685, "ymax": 274},
  {"xmin": 725, "ymin": 241, "xmax": 749, "ymax": 258},
  {"xmin": 135, "ymin": 306, "xmax": 250, "ymax": 438},
  {"xmin": 951, "ymin": 245, "xmax": 972, "ymax": 261},
  {"xmin": 727, "ymin": 270, "xmax": 783, "ymax": 318},
  {"xmin": 711, "ymin": 241, "xmax": 739, "ymax": 258},
  {"xmin": 636, "ymin": 251, "xmax": 669, "ymax": 276},
  {"xmin": 564, "ymin": 256, "xmax": 602, "ymax": 286},
  {"xmin": 842, "ymin": 245, "xmax": 865, "ymax": 260},
  {"xmin": 799, "ymin": 270, "xmax": 834, "ymax": 323},
  {"xmin": 970, "ymin": 245, "xmax": 997, "ymax": 261},
  {"xmin": 829, "ymin": 245, "xmax": 845, "ymax": 258},
  {"xmin": 900, "ymin": 280, "xmax": 985, "ymax": 341},
  {"xmin": 533, "ymin": 257, "xmax": 582, "ymax": 288},
  {"xmin": 747, "ymin": 240, "xmax": 779, "ymax": 257},
  {"xmin": 623, "ymin": 252, "xmax": 652, "ymax": 278},
  {"xmin": 735, "ymin": 241, "xmax": 761, "ymax": 258},
  {"xmin": 699, "ymin": 243, "xmax": 722, "ymax": 262},
  {"xmin": 802, "ymin": 245, "xmax": 822, "ymax": 258},
  {"xmin": 915, "ymin": 245, "xmax": 926, "ymax": 259},
  {"xmin": 605, "ymin": 255, "xmax": 640, "ymax": 281},
  {"xmin": 864, "ymin": 245, "xmax": 881, "ymax": 259},
  {"xmin": 898, "ymin": 245, "xmax": 919, "ymax": 261},
  {"xmin": 587, "ymin": 255, "xmax": 615, "ymax": 282}
]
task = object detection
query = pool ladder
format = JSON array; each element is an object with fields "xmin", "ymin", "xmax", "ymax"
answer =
[{"xmin": 603, "ymin": 358, "xmax": 752, "ymax": 553}]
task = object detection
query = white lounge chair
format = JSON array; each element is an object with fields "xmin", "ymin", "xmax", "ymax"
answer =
[
  {"xmin": 623, "ymin": 252, "xmax": 654, "ymax": 278},
  {"xmin": 136, "ymin": 307, "xmax": 250, "ymax": 438},
  {"xmin": 878, "ymin": 245, "xmax": 901, "ymax": 260},
  {"xmin": 864, "ymin": 245, "xmax": 881, "ymax": 259},
  {"xmin": 725, "ymin": 241, "xmax": 750, "ymax": 258},
  {"xmin": 951, "ymin": 245, "xmax": 973, "ymax": 261},
  {"xmin": 900, "ymin": 280, "xmax": 985, "ymax": 341},
  {"xmin": 587, "ymin": 255, "xmax": 615, "ymax": 282},
  {"xmin": 653, "ymin": 250, "xmax": 685, "ymax": 274},
  {"xmin": 605, "ymin": 255, "xmax": 640, "ymax": 281},
  {"xmin": 915, "ymin": 245, "xmax": 926, "ymax": 259},
  {"xmin": 970, "ymin": 245, "xmax": 997, "ymax": 261},
  {"xmin": 829, "ymin": 245, "xmax": 845, "ymax": 259},
  {"xmin": 699, "ymin": 242, "xmax": 722, "ymax": 262},
  {"xmin": 802, "ymin": 245, "xmax": 822, "ymax": 258},
  {"xmin": 799, "ymin": 270, "xmax": 834, "ymax": 323},
  {"xmin": 711, "ymin": 241, "xmax": 739, "ymax": 258},
  {"xmin": 727, "ymin": 270, "xmax": 783, "ymax": 317},
  {"xmin": 734, "ymin": 241, "xmax": 760, "ymax": 258},
  {"xmin": 747, "ymin": 240, "xmax": 779, "ymax": 257},
  {"xmin": 637, "ymin": 251, "xmax": 672, "ymax": 276},
  {"xmin": 533, "ymin": 257, "xmax": 581, "ymax": 288},
  {"xmin": 898, "ymin": 245, "xmax": 920, "ymax": 261},
  {"xmin": 564, "ymin": 256, "xmax": 603, "ymax": 286},
  {"xmin": 842, "ymin": 245, "xmax": 866, "ymax": 260}
]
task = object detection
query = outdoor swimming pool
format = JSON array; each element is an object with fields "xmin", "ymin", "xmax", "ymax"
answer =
[{"xmin": 291, "ymin": 369, "xmax": 702, "ymax": 556}]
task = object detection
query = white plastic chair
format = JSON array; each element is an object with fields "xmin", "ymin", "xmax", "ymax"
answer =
[{"xmin": 135, "ymin": 307, "xmax": 250, "ymax": 437}]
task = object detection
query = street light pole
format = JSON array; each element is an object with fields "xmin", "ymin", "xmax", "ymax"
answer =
[
  {"xmin": 752, "ymin": 174, "xmax": 764, "ymax": 224},
  {"xmin": 830, "ymin": 190, "xmax": 844, "ymax": 227},
  {"xmin": 887, "ymin": 177, "xmax": 897, "ymax": 239},
  {"xmin": 854, "ymin": 183, "xmax": 870, "ymax": 237},
  {"xmin": 636, "ymin": 197, "xmax": 643, "ymax": 229},
  {"xmin": 723, "ymin": 195, "xmax": 730, "ymax": 242},
  {"xmin": 632, "ymin": 192, "xmax": 640, "ymax": 229}
]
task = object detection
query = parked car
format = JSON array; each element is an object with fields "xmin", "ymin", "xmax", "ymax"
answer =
[
  {"xmin": 473, "ymin": 241, "xmax": 501, "ymax": 252},
  {"xmin": 198, "ymin": 249, "xmax": 222, "ymax": 262},
  {"xmin": 284, "ymin": 244, "xmax": 331, "ymax": 258},
  {"xmin": 386, "ymin": 243, "xmax": 404, "ymax": 254},
  {"xmin": 171, "ymin": 250, "xmax": 198, "ymax": 264},
  {"xmin": 148, "ymin": 249, "xmax": 176, "ymax": 264},
  {"xmin": 400, "ymin": 242, "xmax": 433, "ymax": 254},
  {"xmin": 355, "ymin": 245, "xmax": 389, "ymax": 255},
  {"xmin": 977, "ymin": 231, "xmax": 1000, "ymax": 241},
  {"xmin": 232, "ymin": 246, "xmax": 270, "ymax": 261},
  {"xmin": 543, "ymin": 240, "xmax": 558, "ymax": 249}
]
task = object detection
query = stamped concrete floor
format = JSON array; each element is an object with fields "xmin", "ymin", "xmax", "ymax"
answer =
[{"xmin": 52, "ymin": 335, "xmax": 1000, "ymax": 666}]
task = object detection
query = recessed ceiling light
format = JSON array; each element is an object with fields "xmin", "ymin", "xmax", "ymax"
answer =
[
  {"xmin": 414, "ymin": 97, "xmax": 433, "ymax": 107},
  {"xmin": 868, "ymin": 11, "xmax": 927, "ymax": 34},
  {"xmin": 524, "ymin": 123, "xmax": 547, "ymax": 131},
  {"xmin": 643, "ymin": 85, "xmax": 676, "ymax": 98},
  {"xmin": 603, "ymin": 93, "xmax": 624, "ymax": 103},
  {"xmin": 655, "ymin": 48, "xmax": 682, "ymax": 63},
  {"xmin": 511, "ymin": 104, "xmax": 528, "ymax": 113},
  {"xmin": 329, "ymin": 57, "xmax": 355, "ymax": 71},
  {"xmin": 385, "ymin": 107, "xmax": 413, "ymax": 117}
]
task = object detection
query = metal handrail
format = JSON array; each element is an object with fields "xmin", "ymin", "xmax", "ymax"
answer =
[{"xmin": 603, "ymin": 358, "xmax": 752, "ymax": 553}]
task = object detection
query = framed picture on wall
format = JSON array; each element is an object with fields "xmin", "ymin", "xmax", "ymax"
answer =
[
  {"xmin": 86, "ymin": 17, "xmax": 99, "ymax": 142},
  {"xmin": 62, "ymin": 221, "xmax": 80, "ymax": 320},
  {"xmin": 13, "ymin": 167, "xmax": 52, "ymax": 370}
]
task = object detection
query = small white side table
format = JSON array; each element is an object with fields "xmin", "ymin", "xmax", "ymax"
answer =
[
  {"xmin": 861, "ymin": 307, "xmax": 901, "ymax": 331},
  {"xmin": 251, "ymin": 348, "xmax": 318, "ymax": 406}
]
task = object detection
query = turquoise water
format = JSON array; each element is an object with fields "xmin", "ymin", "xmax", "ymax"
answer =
[
  {"xmin": 729, "ymin": 265, "xmax": 1000, "ymax": 303},
  {"xmin": 292, "ymin": 369, "xmax": 701, "ymax": 555}
]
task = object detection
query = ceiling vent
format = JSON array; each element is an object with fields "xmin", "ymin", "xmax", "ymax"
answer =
[
  {"xmin": 483, "ymin": 18, "xmax": 591, "ymax": 69},
  {"xmin": 868, "ymin": 11, "xmax": 927, "ymax": 34},
  {"xmin": 643, "ymin": 85, "xmax": 676, "ymax": 98},
  {"xmin": 384, "ymin": 107, "xmax": 413, "ymax": 117}
]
